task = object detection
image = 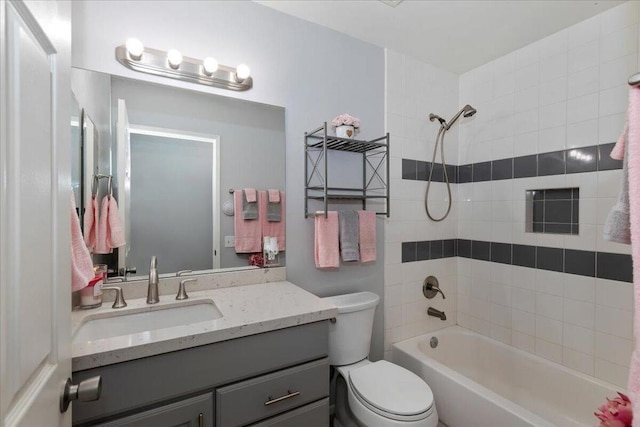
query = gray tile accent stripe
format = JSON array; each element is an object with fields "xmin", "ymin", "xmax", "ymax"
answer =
[
  {"xmin": 401, "ymin": 142, "xmax": 621, "ymax": 184},
  {"xmin": 400, "ymin": 238, "xmax": 632, "ymax": 283}
]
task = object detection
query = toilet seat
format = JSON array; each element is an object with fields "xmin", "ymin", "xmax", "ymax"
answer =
[{"xmin": 347, "ymin": 360, "xmax": 435, "ymax": 422}]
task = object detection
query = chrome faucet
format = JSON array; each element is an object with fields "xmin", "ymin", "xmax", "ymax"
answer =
[
  {"xmin": 147, "ymin": 256, "xmax": 159, "ymax": 304},
  {"xmin": 427, "ymin": 307, "xmax": 447, "ymax": 321}
]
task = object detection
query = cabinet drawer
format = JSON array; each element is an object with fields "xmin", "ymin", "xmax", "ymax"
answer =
[
  {"xmin": 216, "ymin": 358, "xmax": 328, "ymax": 427},
  {"xmin": 248, "ymin": 398, "xmax": 329, "ymax": 427},
  {"xmin": 96, "ymin": 393, "xmax": 213, "ymax": 427}
]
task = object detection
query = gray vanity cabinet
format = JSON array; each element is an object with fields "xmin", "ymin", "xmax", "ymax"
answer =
[{"xmin": 72, "ymin": 321, "xmax": 329, "ymax": 427}]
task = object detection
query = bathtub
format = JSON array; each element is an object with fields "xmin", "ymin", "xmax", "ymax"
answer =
[{"xmin": 392, "ymin": 326, "xmax": 622, "ymax": 427}]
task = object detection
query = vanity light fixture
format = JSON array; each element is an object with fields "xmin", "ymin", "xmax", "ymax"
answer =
[
  {"xmin": 115, "ymin": 42, "xmax": 253, "ymax": 91},
  {"xmin": 125, "ymin": 38, "xmax": 144, "ymax": 60},
  {"xmin": 167, "ymin": 49, "xmax": 183, "ymax": 69}
]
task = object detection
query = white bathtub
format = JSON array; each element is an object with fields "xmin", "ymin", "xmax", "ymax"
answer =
[{"xmin": 392, "ymin": 326, "xmax": 622, "ymax": 427}]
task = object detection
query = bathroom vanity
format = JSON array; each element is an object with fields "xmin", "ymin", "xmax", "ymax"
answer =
[{"xmin": 71, "ymin": 280, "xmax": 337, "ymax": 426}]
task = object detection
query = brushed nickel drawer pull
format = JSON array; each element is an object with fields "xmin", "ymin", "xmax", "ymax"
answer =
[
  {"xmin": 264, "ymin": 390, "xmax": 300, "ymax": 406},
  {"xmin": 198, "ymin": 413, "xmax": 203, "ymax": 427}
]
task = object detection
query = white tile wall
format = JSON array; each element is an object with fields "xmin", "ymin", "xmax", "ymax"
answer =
[
  {"xmin": 384, "ymin": 50, "xmax": 459, "ymax": 359},
  {"xmin": 457, "ymin": 2, "xmax": 637, "ymax": 388}
]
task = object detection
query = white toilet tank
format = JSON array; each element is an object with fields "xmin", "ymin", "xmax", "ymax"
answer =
[{"xmin": 322, "ymin": 292, "xmax": 380, "ymax": 366}]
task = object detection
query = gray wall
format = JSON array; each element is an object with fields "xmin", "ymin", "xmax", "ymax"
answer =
[
  {"xmin": 73, "ymin": 0, "xmax": 386, "ymax": 360},
  {"xmin": 110, "ymin": 76, "xmax": 285, "ymax": 269}
]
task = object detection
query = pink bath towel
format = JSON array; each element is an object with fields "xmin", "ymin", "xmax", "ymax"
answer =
[
  {"xmin": 358, "ymin": 210, "xmax": 377, "ymax": 262},
  {"xmin": 314, "ymin": 211, "xmax": 339, "ymax": 268},
  {"xmin": 71, "ymin": 193, "xmax": 94, "ymax": 292},
  {"xmin": 244, "ymin": 188, "xmax": 257, "ymax": 203},
  {"xmin": 268, "ymin": 189, "xmax": 280, "ymax": 203},
  {"xmin": 621, "ymin": 88, "xmax": 640, "ymax": 426},
  {"xmin": 94, "ymin": 195, "xmax": 110, "ymax": 254},
  {"xmin": 107, "ymin": 196, "xmax": 126, "ymax": 249},
  {"xmin": 260, "ymin": 190, "xmax": 285, "ymax": 250},
  {"xmin": 234, "ymin": 190, "xmax": 262, "ymax": 253},
  {"xmin": 83, "ymin": 196, "xmax": 97, "ymax": 251}
]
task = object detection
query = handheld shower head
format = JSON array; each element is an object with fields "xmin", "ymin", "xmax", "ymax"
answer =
[{"xmin": 445, "ymin": 104, "xmax": 477, "ymax": 130}]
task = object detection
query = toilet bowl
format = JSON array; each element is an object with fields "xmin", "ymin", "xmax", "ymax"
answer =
[{"xmin": 322, "ymin": 292, "xmax": 438, "ymax": 427}]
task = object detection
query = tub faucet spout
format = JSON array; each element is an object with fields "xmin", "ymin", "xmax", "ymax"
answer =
[{"xmin": 427, "ymin": 307, "xmax": 446, "ymax": 321}]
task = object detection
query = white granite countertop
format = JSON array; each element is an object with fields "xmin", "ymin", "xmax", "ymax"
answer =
[{"xmin": 72, "ymin": 281, "xmax": 337, "ymax": 371}]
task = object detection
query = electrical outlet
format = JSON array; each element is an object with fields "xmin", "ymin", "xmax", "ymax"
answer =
[{"xmin": 224, "ymin": 236, "xmax": 235, "ymax": 247}]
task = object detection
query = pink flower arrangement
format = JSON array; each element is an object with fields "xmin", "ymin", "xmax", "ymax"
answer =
[
  {"xmin": 595, "ymin": 392, "xmax": 633, "ymax": 427},
  {"xmin": 331, "ymin": 113, "xmax": 361, "ymax": 135}
]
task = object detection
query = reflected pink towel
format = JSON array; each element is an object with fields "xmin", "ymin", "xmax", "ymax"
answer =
[
  {"xmin": 623, "ymin": 88, "xmax": 640, "ymax": 426},
  {"xmin": 358, "ymin": 211, "xmax": 376, "ymax": 262},
  {"xmin": 244, "ymin": 188, "xmax": 257, "ymax": 203},
  {"xmin": 94, "ymin": 196, "xmax": 110, "ymax": 254},
  {"xmin": 260, "ymin": 190, "xmax": 285, "ymax": 250},
  {"xmin": 71, "ymin": 193, "xmax": 94, "ymax": 292},
  {"xmin": 83, "ymin": 196, "xmax": 97, "ymax": 250},
  {"xmin": 314, "ymin": 211, "xmax": 339, "ymax": 268},
  {"xmin": 234, "ymin": 190, "xmax": 261, "ymax": 253},
  {"xmin": 107, "ymin": 196, "xmax": 126, "ymax": 249}
]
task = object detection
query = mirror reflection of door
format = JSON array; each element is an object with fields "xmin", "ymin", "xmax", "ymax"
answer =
[{"xmin": 122, "ymin": 121, "xmax": 220, "ymax": 276}]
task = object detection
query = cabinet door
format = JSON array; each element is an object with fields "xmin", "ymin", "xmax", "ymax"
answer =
[{"xmin": 96, "ymin": 393, "xmax": 213, "ymax": 427}]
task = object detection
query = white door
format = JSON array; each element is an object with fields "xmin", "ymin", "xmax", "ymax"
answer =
[
  {"xmin": 116, "ymin": 99, "xmax": 131, "ymax": 273},
  {"xmin": 0, "ymin": 0, "xmax": 72, "ymax": 426}
]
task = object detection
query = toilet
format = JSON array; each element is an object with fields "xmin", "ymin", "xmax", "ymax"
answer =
[{"xmin": 322, "ymin": 292, "xmax": 438, "ymax": 427}]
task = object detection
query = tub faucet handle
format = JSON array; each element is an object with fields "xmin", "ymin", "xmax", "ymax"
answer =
[{"xmin": 423, "ymin": 276, "xmax": 446, "ymax": 299}]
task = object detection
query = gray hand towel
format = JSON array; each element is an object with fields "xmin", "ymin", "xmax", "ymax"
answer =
[
  {"xmin": 604, "ymin": 135, "xmax": 631, "ymax": 244},
  {"xmin": 242, "ymin": 190, "xmax": 258, "ymax": 220},
  {"xmin": 267, "ymin": 190, "xmax": 281, "ymax": 222},
  {"xmin": 339, "ymin": 211, "xmax": 360, "ymax": 262}
]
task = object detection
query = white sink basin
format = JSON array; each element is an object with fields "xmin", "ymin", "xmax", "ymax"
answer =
[{"xmin": 73, "ymin": 300, "xmax": 223, "ymax": 345}]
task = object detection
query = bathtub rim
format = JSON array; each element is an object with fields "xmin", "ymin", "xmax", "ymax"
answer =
[{"xmin": 391, "ymin": 325, "xmax": 623, "ymax": 427}]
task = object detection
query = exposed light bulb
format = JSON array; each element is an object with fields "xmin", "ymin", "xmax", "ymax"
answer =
[
  {"xmin": 236, "ymin": 64, "xmax": 251, "ymax": 81},
  {"xmin": 125, "ymin": 38, "xmax": 144, "ymax": 60},
  {"xmin": 202, "ymin": 57, "xmax": 219, "ymax": 75},
  {"xmin": 167, "ymin": 49, "xmax": 183, "ymax": 69}
]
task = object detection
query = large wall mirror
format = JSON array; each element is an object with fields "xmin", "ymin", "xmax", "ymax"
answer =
[{"xmin": 71, "ymin": 68, "xmax": 286, "ymax": 279}]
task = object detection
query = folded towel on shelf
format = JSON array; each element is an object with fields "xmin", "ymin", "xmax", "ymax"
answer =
[
  {"xmin": 315, "ymin": 211, "xmax": 339, "ymax": 268},
  {"xmin": 242, "ymin": 188, "xmax": 258, "ymax": 220},
  {"xmin": 83, "ymin": 196, "xmax": 97, "ymax": 251},
  {"xmin": 71, "ymin": 193, "xmax": 94, "ymax": 292},
  {"xmin": 260, "ymin": 190, "xmax": 285, "ymax": 250},
  {"xmin": 235, "ymin": 190, "xmax": 262, "ymax": 253},
  {"xmin": 338, "ymin": 211, "xmax": 360, "ymax": 262},
  {"xmin": 358, "ymin": 210, "xmax": 377, "ymax": 262},
  {"xmin": 94, "ymin": 195, "xmax": 111, "ymax": 254},
  {"xmin": 604, "ymin": 127, "xmax": 631, "ymax": 244},
  {"xmin": 267, "ymin": 189, "xmax": 282, "ymax": 222},
  {"xmin": 107, "ymin": 196, "xmax": 126, "ymax": 249}
]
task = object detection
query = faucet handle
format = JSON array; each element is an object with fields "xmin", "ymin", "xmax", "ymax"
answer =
[
  {"xmin": 423, "ymin": 276, "xmax": 446, "ymax": 299},
  {"xmin": 106, "ymin": 276, "xmax": 126, "ymax": 283},
  {"xmin": 176, "ymin": 270, "xmax": 192, "ymax": 277},
  {"xmin": 101, "ymin": 286, "xmax": 127, "ymax": 309},
  {"xmin": 176, "ymin": 278, "xmax": 197, "ymax": 300}
]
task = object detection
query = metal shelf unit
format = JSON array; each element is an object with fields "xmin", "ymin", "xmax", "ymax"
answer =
[{"xmin": 305, "ymin": 123, "xmax": 389, "ymax": 218}]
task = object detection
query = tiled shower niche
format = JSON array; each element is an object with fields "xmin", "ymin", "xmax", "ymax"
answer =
[{"xmin": 526, "ymin": 188, "xmax": 579, "ymax": 235}]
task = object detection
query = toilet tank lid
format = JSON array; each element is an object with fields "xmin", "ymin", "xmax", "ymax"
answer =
[{"xmin": 322, "ymin": 292, "xmax": 380, "ymax": 313}]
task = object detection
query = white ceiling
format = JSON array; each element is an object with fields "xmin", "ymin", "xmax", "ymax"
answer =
[{"xmin": 255, "ymin": 0, "xmax": 626, "ymax": 74}]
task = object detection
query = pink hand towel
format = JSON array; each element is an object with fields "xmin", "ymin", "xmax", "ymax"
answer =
[
  {"xmin": 107, "ymin": 196, "xmax": 126, "ymax": 249},
  {"xmin": 71, "ymin": 193, "xmax": 94, "ymax": 292},
  {"xmin": 358, "ymin": 210, "xmax": 377, "ymax": 262},
  {"xmin": 94, "ymin": 195, "xmax": 110, "ymax": 254},
  {"xmin": 268, "ymin": 189, "xmax": 280, "ymax": 203},
  {"xmin": 260, "ymin": 190, "xmax": 285, "ymax": 250},
  {"xmin": 83, "ymin": 196, "xmax": 97, "ymax": 250},
  {"xmin": 244, "ymin": 188, "xmax": 257, "ymax": 203},
  {"xmin": 234, "ymin": 190, "xmax": 262, "ymax": 253},
  {"xmin": 314, "ymin": 211, "xmax": 339, "ymax": 269},
  {"xmin": 623, "ymin": 88, "xmax": 640, "ymax": 426}
]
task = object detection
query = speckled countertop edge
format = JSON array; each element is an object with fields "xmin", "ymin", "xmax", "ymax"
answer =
[{"xmin": 71, "ymin": 281, "xmax": 337, "ymax": 371}]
